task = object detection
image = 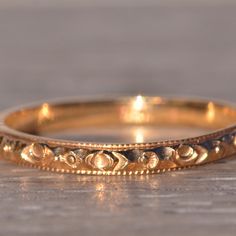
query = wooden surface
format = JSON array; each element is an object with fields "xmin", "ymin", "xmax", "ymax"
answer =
[{"xmin": 0, "ymin": 2, "xmax": 236, "ymax": 236}]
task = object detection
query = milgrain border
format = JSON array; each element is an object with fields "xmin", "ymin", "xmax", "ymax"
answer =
[
  {"xmin": 0, "ymin": 125, "xmax": 235, "ymax": 151},
  {"xmin": 0, "ymin": 95, "xmax": 235, "ymax": 151}
]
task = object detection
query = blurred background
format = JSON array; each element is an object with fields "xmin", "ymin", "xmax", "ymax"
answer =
[
  {"xmin": 1, "ymin": 1, "xmax": 236, "ymax": 236},
  {"xmin": 0, "ymin": 0, "xmax": 236, "ymax": 109}
]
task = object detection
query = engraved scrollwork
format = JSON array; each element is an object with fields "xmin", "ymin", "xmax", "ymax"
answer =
[
  {"xmin": 137, "ymin": 151, "xmax": 160, "ymax": 170},
  {"xmin": 62, "ymin": 151, "xmax": 82, "ymax": 169},
  {"xmin": 21, "ymin": 143, "xmax": 54, "ymax": 165},
  {"xmin": 2, "ymin": 139, "xmax": 15, "ymax": 153},
  {"xmin": 220, "ymin": 134, "xmax": 236, "ymax": 156},
  {"xmin": 1, "ymin": 138, "xmax": 22, "ymax": 160},
  {"xmin": 194, "ymin": 145, "xmax": 209, "ymax": 164},
  {"xmin": 1, "ymin": 138, "xmax": 23, "ymax": 154},
  {"xmin": 208, "ymin": 140, "xmax": 226, "ymax": 159},
  {"xmin": 112, "ymin": 152, "xmax": 129, "ymax": 171},
  {"xmin": 56, "ymin": 149, "xmax": 87, "ymax": 169},
  {"xmin": 85, "ymin": 151, "xmax": 114, "ymax": 170},
  {"xmin": 160, "ymin": 147, "xmax": 176, "ymax": 160},
  {"xmin": 85, "ymin": 151, "xmax": 129, "ymax": 171},
  {"xmin": 85, "ymin": 151, "xmax": 114, "ymax": 171},
  {"xmin": 173, "ymin": 144, "xmax": 208, "ymax": 166}
]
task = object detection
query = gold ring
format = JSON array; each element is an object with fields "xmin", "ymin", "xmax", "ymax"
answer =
[{"xmin": 0, "ymin": 96, "xmax": 235, "ymax": 175}]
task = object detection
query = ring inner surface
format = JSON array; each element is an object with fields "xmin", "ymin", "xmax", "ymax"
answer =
[{"xmin": 4, "ymin": 97, "xmax": 236, "ymax": 143}]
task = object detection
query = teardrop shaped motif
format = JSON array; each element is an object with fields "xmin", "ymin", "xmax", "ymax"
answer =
[
  {"xmin": 21, "ymin": 143, "xmax": 54, "ymax": 165},
  {"xmin": 85, "ymin": 151, "xmax": 114, "ymax": 170}
]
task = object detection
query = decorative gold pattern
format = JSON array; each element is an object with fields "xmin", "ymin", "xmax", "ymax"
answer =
[
  {"xmin": 112, "ymin": 152, "xmax": 129, "ymax": 171},
  {"xmin": 2, "ymin": 139, "xmax": 16, "ymax": 153},
  {"xmin": 0, "ymin": 96, "xmax": 236, "ymax": 175},
  {"xmin": 63, "ymin": 151, "xmax": 82, "ymax": 169},
  {"xmin": 138, "ymin": 151, "xmax": 160, "ymax": 170},
  {"xmin": 21, "ymin": 143, "xmax": 54, "ymax": 165},
  {"xmin": 85, "ymin": 151, "xmax": 114, "ymax": 170},
  {"xmin": 2, "ymin": 134, "xmax": 231, "ymax": 175},
  {"xmin": 0, "ymin": 128, "xmax": 235, "ymax": 175},
  {"xmin": 173, "ymin": 144, "xmax": 208, "ymax": 166},
  {"xmin": 162, "ymin": 147, "xmax": 176, "ymax": 160},
  {"xmin": 194, "ymin": 145, "xmax": 209, "ymax": 164},
  {"xmin": 213, "ymin": 140, "xmax": 225, "ymax": 158}
]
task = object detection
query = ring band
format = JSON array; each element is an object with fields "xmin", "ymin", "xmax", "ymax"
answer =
[{"xmin": 0, "ymin": 96, "xmax": 236, "ymax": 175}]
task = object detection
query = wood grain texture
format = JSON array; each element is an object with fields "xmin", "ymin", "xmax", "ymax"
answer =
[{"xmin": 0, "ymin": 3, "xmax": 236, "ymax": 236}]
